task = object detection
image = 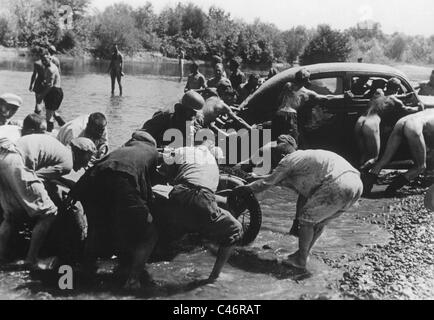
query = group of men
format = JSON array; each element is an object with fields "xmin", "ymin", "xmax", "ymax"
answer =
[
  {"xmin": 184, "ymin": 55, "xmax": 274, "ymax": 108},
  {"xmin": 3, "ymin": 46, "xmax": 434, "ymax": 293},
  {"xmin": 0, "ymin": 93, "xmax": 99, "ymax": 268}
]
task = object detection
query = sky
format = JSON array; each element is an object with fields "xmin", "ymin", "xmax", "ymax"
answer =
[{"xmin": 90, "ymin": 0, "xmax": 434, "ymax": 36}]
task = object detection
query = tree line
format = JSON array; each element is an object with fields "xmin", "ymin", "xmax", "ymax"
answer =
[{"xmin": 1, "ymin": 0, "xmax": 434, "ymax": 67}]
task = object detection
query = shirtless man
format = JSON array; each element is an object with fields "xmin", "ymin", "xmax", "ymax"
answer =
[
  {"xmin": 355, "ymin": 80, "xmax": 421, "ymax": 171},
  {"xmin": 184, "ymin": 62, "xmax": 206, "ymax": 92},
  {"xmin": 29, "ymin": 51, "xmax": 46, "ymax": 114},
  {"xmin": 197, "ymin": 96, "xmax": 253, "ymax": 137},
  {"xmin": 39, "ymin": 52, "xmax": 64, "ymax": 132},
  {"xmin": 269, "ymin": 68, "xmax": 344, "ymax": 143},
  {"xmin": 108, "ymin": 45, "xmax": 124, "ymax": 96},
  {"xmin": 364, "ymin": 109, "xmax": 434, "ymax": 195}
]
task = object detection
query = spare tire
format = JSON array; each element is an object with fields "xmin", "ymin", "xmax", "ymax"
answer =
[{"xmin": 217, "ymin": 172, "xmax": 262, "ymax": 246}]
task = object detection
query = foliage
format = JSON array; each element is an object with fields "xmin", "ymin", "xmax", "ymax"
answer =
[
  {"xmin": 91, "ymin": 3, "xmax": 141, "ymax": 58},
  {"xmin": 3, "ymin": 1, "xmax": 434, "ymax": 67},
  {"xmin": 300, "ymin": 24, "xmax": 352, "ymax": 65}
]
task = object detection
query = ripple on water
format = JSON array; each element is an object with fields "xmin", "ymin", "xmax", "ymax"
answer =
[{"xmin": 0, "ymin": 64, "xmax": 392, "ymax": 300}]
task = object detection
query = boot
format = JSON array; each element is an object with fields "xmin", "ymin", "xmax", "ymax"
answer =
[
  {"xmin": 384, "ymin": 175, "xmax": 410, "ymax": 196},
  {"xmin": 47, "ymin": 122, "xmax": 54, "ymax": 132}
]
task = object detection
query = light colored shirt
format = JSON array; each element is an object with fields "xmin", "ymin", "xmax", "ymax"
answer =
[
  {"xmin": 164, "ymin": 145, "xmax": 220, "ymax": 192},
  {"xmin": 0, "ymin": 125, "xmax": 21, "ymax": 145},
  {"xmin": 57, "ymin": 114, "xmax": 109, "ymax": 151},
  {"xmin": 254, "ymin": 150, "xmax": 359, "ymax": 197},
  {"xmin": 16, "ymin": 134, "xmax": 73, "ymax": 180}
]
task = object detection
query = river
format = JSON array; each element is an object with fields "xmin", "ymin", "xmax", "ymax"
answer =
[{"xmin": 0, "ymin": 57, "xmax": 430, "ymax": 300}]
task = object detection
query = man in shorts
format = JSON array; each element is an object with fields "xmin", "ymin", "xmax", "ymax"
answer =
[
  {"xmin": 159, "ymin": 141, "xmax": 243, "ymax": 282},
  {"xmin": 39, "ymin": 51, "xmax": 64, "ymax": 132},
  {"xmin": 29, "ymin": 50, "xmax": 46, "ymax": 114},
  {"xmin": 108, "ymin": 44, "xmax": 124, "ymax": 96},
  {"xmin": 232, "ymin": 147, "xmax": 363, "ymax": 271}
]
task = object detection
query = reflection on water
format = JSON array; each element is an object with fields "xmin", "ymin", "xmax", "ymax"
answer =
[{"xmin": 0, "ymin": 58, "xmax": 394, "ymax": 300}]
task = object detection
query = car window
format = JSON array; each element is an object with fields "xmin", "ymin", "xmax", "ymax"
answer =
[
  {"xmin": 351, "ymin": 76, "xmax": 408, "ymax": 97},
  {"xmin": 309, "ymin": 77, "xmax": 343, "ymax": 95}
]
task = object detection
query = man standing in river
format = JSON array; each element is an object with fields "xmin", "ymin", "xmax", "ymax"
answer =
[{"xmin": 108, "ymin": 44, "xmax": 124, "ymax": 96}]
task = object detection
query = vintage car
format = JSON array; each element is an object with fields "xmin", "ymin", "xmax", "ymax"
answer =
[{"xmin": 238, "ymin": 62, "xmax": 433, "ymax": 167}]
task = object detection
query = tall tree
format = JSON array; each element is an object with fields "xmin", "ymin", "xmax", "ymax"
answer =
[{"xmin": 300, "ymin": 24, "xmax": 351, "ymax": 65}]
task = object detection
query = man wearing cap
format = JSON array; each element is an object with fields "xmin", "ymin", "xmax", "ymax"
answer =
[
  {"xmin": 418, "ymin": 70, "xmax": 434, "ymax": 96},
  {"xmin": 69, "ymin": 130, "xmax": 159, "ymax": 290},
  {"xmin": 108, "ymin": 44, "xmax": 124, "ymax": 96},
  {"xmin": 207, "ymin": 63, "xmax": 231, "ymax": 89},
  {"xmin": 57, "ymin": 113, "xmax": 109, "ymax": 159},
  {"xmin": 158, "ymin": 140, "xmax": 243, "ymax": 282},
  {"xmin": 142, "ymin": 91, "xmax": 205, "ymax": 148},
  {"xmin": 229, "ymin": 58, "xmax": 246, "ymax": 94},
  {"xmin": 184, "ymin": 62, "xmax": 206, "ymax": 93},
  {"xmin": 0, "ymin": 128, "xmax": 94, "ymax": 267},
  {"xmin": 231, "ymin": 148, "xmax": 363, "ymax": 271},
  {"xmin": 0, "ymin": 93, "xmax": 22, "ymax": 126}
]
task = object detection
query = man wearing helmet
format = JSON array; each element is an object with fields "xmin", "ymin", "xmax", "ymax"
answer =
[{"xmin": 142, "ymin": 90, "xmax": 205, "ymax": 148}]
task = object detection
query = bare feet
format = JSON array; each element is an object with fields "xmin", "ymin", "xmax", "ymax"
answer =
[{"xmin": 282, "ymin": 252, "xmax": 307, "ymax": 270}]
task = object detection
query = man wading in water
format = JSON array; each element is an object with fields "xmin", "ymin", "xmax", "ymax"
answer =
[
  {"xmin": 39, "ymin": 50, "xmax": 65, "ymax": 132},
  {"xmin": 108, "ymin": 44, "xmax": 124, "ymax": 96},
  {"xmin": 231, "ymin": 143, "xmax": 363, "ymax": 271}
]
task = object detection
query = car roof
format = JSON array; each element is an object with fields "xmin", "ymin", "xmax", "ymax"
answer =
[{"xmin": 288, "ymin": 62, "xmax": 408, "ymax": 79}]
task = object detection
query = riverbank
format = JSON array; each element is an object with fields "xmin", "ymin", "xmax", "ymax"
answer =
[{"xmin": 0, "ymin": 46, "xmax": 287, "ymax": 72}]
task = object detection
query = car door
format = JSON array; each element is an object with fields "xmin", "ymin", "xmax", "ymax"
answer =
[{"xmin": 299, "ymin": 72, "xmax": 346, "ymax": 155}]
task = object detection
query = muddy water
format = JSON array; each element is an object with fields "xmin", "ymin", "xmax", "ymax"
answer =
[{"xmin": 0, "ymin": 59, "xmax": 429, "ymax": 300}]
